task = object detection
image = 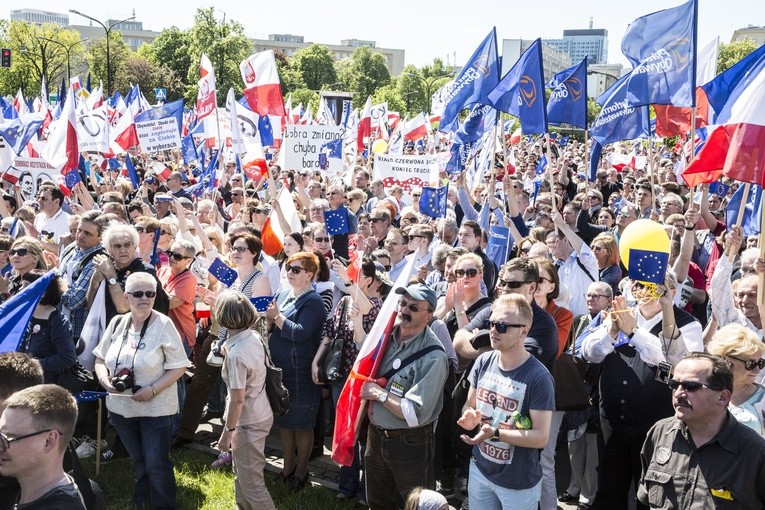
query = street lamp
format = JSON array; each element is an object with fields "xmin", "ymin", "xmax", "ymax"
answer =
[
  {"xmin": 69, "ymin": 10, "xmax": 135, "ymax": 96},
  {"xmin": 404, "ymin": 73, "xmax": 443, "ymax": 114},
  {"xmin": 39, "ymin": 37, "xmax": 87, "ymax": 85}
]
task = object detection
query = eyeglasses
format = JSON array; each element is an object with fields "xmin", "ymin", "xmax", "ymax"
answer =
[
  {"xmin": 160, "ymin": 230, "xmax": 173, "ymax": 236},
  {"xmin": 112, "ymin": 242, "xmax": 133, "ymax": 250},
  {"xmin": 134, "ymin": 227, "xmax": 155, "ymax": 234},
  {"xmin": 539, "ymin": 276, "xmax": 554, "ymax": 284},
  {"xmin": 231, "ymin": 193, "xmax": 243, "ymax": 197},
  {"xmin": 667, "ymin": 379, "xmax": 722, "ymax": 392},
  {"xmin": 166, "ymin": 250, "xmax": 191, "ymax": 261},
  {"xmin": 402, "ymin": 217, "xmax": 417, "ymax": 223},
  {"xmin": 230, "ymin": 246, "xmax": 250, "ymax": 253},
  {"xmin": 398, "ymin": 299, "xmax": 429, "ymax": 313},
  {"xmin": 9, "ymin": 248, "xmax": 30, "ymax": 257},
  {"xmin": 286, "ymin": 265, "xmax": 306, "ymax": 275},
  {"xmin": 489, "ymin": 321, "xmax": 528, "ymax": 334},
  {"xmin": 586, "ymin": 294, "xmax": 610, "ymax": 299},
  {"xmin": 412, "ymin": 194, "xmax": 421, "ymax": 198},
  {"xmin": 127, "ymin": 291, "xmax": 157, "ymax": 299},
  {"xmin": 329, "ymin": 191, "xmax": 341, "ymax": 196},
  {"xmin": 455, "ymin": 268, "xmax": 479, "ymax": 278},
  {"xmin": 0, "ymin": 429, "xmax": 53, "ymax": 451},
  {"xmin": 592, "ymin": 246, "xmax": 605, "ymax": 252},
  {"xmin": 314, "ymin": 236, "xmax": 330, "ymax": 243},
  {"xmin": 728, "ymin": 355, "xmax": 765, "ymax": 371},
  {"xmin": 497, "ymin": 279, "xmax": 533, "ymax": 289},
  {"xmin": 370, "ymin": 218, "xmax": 384, "ymax": 223}
]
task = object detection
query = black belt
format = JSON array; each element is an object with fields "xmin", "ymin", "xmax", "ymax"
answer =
[{"xmin": 372, "ymin": 423, "xmax": 432, "ymax": 438}]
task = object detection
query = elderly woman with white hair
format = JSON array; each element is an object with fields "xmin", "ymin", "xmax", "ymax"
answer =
[
  {"xmin": 707, "ymin": 323, "xmax": 765, "ymax": 435},
  {"xmin": 93, "ymin": 272, "xmax": 190, "ymax": 509}
]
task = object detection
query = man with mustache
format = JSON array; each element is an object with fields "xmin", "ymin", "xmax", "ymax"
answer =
[
  {"xmin": 361, "ymin": 283, "xmax": 449, "ymax": 510},
  {"xmin": 638, "ymin": 353, "xmax": 765, "ymax": 509}
]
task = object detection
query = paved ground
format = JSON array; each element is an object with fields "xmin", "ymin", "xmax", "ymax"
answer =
[{"xmin": 186, "ymin": 417, "xmax": 582, "ymax": 510}]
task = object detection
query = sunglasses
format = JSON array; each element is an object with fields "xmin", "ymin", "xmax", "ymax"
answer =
[
  {"xmin": 370, "ymin": 218, "xmax": 384, "ymax": 223},
  {"xmin": 455, "ymin": 268, "xmax": 479, "ymax": 278},
  {"xmin": 489, "ymin": 320, "xmax": 528, "ymax": 334},
  {"xmin": 9, "ymin": 248, "xmax": 29, "ymax": 257},
  {"xmin": 160, "ymin": 230, "xmax": 173, "ymax": 236},
  {"xmin": 127, "ymin": 291, "xmax": 157, "ymax": 299},
  {"xmin": 314, "ymin": 236, "xmax": 330, "ymax": 243},
  {"xmin": 134, "ymin": 227, "xmax": 155, "ymax": 234},
  {"xmin": 232, "ymin": 193, "xmax": 243, "ymax": 197},
  {"xmin": 166, "ymin": 250, "xmax": 191, "ymax": 261},
  {"xmin": 728, "ymin": 356, "xmax": 765, "ymax": 371},
  {"xmin": 230, "ymin": 246, "xmax": 250, "ymax": 253},
  {"xmin": 286, "ymin": 265, "xmax": 306, "ymax": 275},
  {"xmin": 0, "ymin": 429, "xmax": 52, "ymax": 451},
  {"xmin": 667, "ymin": 379, "xmax": 722, "ymax": 392},
  {"xmin": 112, "ymin": 242, "xmax": 133, "ymax": 250},
  {"xmin": 497, "ymin": 279, "xmax": 532, "ymax": 289},
  {"xmin": 412, "ymin": 194, "xmax": 421, "ymax": 198},
  {"xmin": 398, "ymin": 299, "xmax": 429, "ymax": 313}
]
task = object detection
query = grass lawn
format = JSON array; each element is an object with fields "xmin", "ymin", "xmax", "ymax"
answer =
[{"xmin": 83, "ymin": 448, "xmax": 361, "ymax": 510}]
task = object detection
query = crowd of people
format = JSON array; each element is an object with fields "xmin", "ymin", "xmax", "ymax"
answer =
[{"xmin": 1, "ymin": 133, "xmax": 765, "ymax": 510}]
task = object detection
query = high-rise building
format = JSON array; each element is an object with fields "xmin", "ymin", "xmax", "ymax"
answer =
[
  {"xmin": 10, "ymin": 9, "xmax": 69, "ymax": 26},
  {"xmin": 500, "ymin": 39, "xmax": 572, "ymax": 82},
  {"xmin": 252, "ymin": 34, "xmax": 405, "ymax": 76},
  {"xmin": 545, "ymin": 28, "xmax": 608, "ymax": 65},
  {"xmin": 731, "ymin": 25, "xmax": 765, "ymax": 47}
]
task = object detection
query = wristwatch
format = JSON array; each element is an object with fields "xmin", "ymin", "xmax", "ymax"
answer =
[
  {"xmin": 226, "ymin": 426, "xmax": 236, "ymax": 432},
  {"xmin": 684, "ymin": 224, "xmax": 695, "ymax": 230},
  {"xmin": 107, "ymin": 277, "xmax": 118, "ymax": 286},
  {"xmin": 491, "ymin": 427, "xmax": 501, "ymax": 441},
  {"xmin": 377, "ymin": 392, "xmax": 389, "ymax": 404}
]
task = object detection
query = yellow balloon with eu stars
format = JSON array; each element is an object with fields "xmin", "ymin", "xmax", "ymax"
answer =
[
  {"xmin": 372, "ymin": 139, "xmax": 388, "ymax": 154},
  {"xmin": 618, "ymin": 219, "xmax": 671, "ymax": 285}
]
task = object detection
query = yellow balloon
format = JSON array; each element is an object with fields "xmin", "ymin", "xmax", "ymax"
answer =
[
  {"xmin": 372, "ymin": 140, "xmax": 388, "ymax": 154},
  {"xmin": 618, "ymin": 219, "xmax": 670, "ymax": 270}
]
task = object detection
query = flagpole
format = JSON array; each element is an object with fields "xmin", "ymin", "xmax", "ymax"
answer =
[
  {"xmin": 688, "ymin": 106, "xmax": 697, "ymax": 165},
  {"xmin": 545, "ymin": 134, "xmax": 558, "ymax": 235},
  {"xmin": 583, "ymin": 130, "xmax": 590, "ymax": 195},
  {"xmin": 648, "ymin": 135, "xmax": 656, "ymax": 211},
  {"xmin": 729, "ymin": 182, "xmax": 751, "ymax": 263}
]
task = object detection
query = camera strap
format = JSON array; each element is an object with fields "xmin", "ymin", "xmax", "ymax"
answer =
[{"xmin": 113, "ymin": 313, "xmax": 152, "ymax": 375}]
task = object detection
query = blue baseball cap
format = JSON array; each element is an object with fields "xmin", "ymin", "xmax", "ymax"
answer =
[{"xmin": 395, "ymin": 283, "xmax": 437, "ymax": 310}]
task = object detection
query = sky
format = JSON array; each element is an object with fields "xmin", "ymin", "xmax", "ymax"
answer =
[{"xmin": 8, "ymin": 0, "xmax": 759, "ymax": 69}]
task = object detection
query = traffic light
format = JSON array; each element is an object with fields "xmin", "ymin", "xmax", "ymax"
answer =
[{"xmin": 0, "ymin": 49, "xmax": 10, "ymax": 68}]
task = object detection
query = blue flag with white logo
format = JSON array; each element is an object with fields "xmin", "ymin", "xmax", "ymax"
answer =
[
  {"xmin": 620, "ymin": 0, "xmax": 697, "ymax": 107},
  {"xmin": 324, "ymin": 207, "xmax": 351, "ymax": 235},
  {"xmin": 134, "ymin": 99, "xmax": 184, "ymax": 137},
  {"xmin": 486, "ymin": 225, "xmax": 511, "ymax": 269},
  {"xmin": 628, "ymin": 249, "xmax": 670, "ymax": 284},
  {"xmin": 488, "ymin": 39, "xmax": 548, "ymax": 134},
  {"xmin": 455, "ymin": 104, "xmax": 497, "ymax": 145},
  {"xmin": 250, "ymin": 296, "xmax": 275, "ymax": 312},
  {"xmin": 209, "ymin": 258, "xmax": 238, "ymax": 288},
  {"xmin": 0, "ymin": 115, "xmax": 44, "ymax": 155},
  {"xmin": 589, "ymin": 141, "xmax": 603, "ymax": 182},
  {"xmin": 536, "ymin": 154, "xmax": 548, "ymax": 176},
  {"xmin": 0, "ymin": 270, "xmax": 55, "ymax": 353},
  {"xmin": 590, "ymin": 74, "xmax": 651, "ymax": 147},
  {"xmin": 419, "ymin": 185, "xmax": 449, "ymax": 219},
  {"xmin": 546, "ymin": 59, "xmax": 588, "ymax": 129},
  {"xmin": 726, "ymin": 183, "xmax": 762, "ymax": 236},
  {"xmin": 439, "ymin": 28, "xmax": 500, "ymax": 133}
]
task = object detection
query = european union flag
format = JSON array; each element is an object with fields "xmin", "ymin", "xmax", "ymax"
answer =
[
  {"xmin": 0, "ymin": 115, "xmax": 44, "ymax": 155},
  {"xmin": 0, "ymin": 270, "xmax": 55, "ymax": 353},
  {"xmin": 590, "ymin": 74, "xmax": 651, "ymax": 147},
  {"xmin": 455, "ymin": 104, "xmax": 497, "ymax": 145},
  {"xmin": 488, "ymin": 39, "xmax": 548, "ymax": 134},
  {"xmin": 324, "ymin": 207, "xmax": 350, "ymax": 235},
  {"xmin": 546, "ymin": 59, "xmax": 588, "ymax": 129},
  {"xmin": 628, "ymin": 249, "xmax": 670, "ymax": 284},
  {"xmin": 319, "ymin": 138, "xmax": 342, "ymax": 171},
  {"xmin": 250, "ymin": 296, "xmax": 275, "ymax": 312},
  {"xmin": 63, "ymin": 169, "xmax": 81, "ymax": 189},
  {"xmin": 125, "ymin": 154, "xmax": 141, "ymax": 189},
  {"xmin": 419, "ymin": 185, "xmax": 448, "ymax": 219},
  {"xmin": 0, "ymin": 96, "xmax": 17, "ymax": 120},
  {"xmin": 134, "ymin": 98, "xmax": 184, "ymax": 136},
  {"xmin": 709, "ymin": 181, "xmax": 729, "ymax": 198},
  {"xmin": 74, "ymin": 391, "xmax": 108, "ymax": 403},
  {"xmin": 621, "ymin": 0, "xmax": 697, "ymax": 107},
  {"xmin": 181, "ymin": 135, "xmax": 198, "ymax": 165},
  {"xmin": 726, "ymin": 183, "xmax": 762, "ymax": 236},
  {"xmin": 439, "ymin": 28, "xmax": 500, "ymax": 133},
  {"xmin": 209, "ymin": 258, "xmax": 238, "ymax": 287},
  {"xmin": 536, "ymin": 154, "xmax": 548, "ymax": 175},
  {"xmin": 258, "ymin": 115, "xmax": 274, "ymax": 147}
]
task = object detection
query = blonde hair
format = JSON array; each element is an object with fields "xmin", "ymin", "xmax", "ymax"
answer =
[
  {"xmin": 707, "ymin": 323, "xmax": 765, "ymax": 359},
  {"xmin": 455, "ymin": 252, "xmax": 484, "ymax": 273},
  {"xmin": 214, "ymin": 290, "xmax": 258, "ymax": 330},
  {"xmin": 11, "ymin": 236, "xmax": 47, "ymax": 270}
]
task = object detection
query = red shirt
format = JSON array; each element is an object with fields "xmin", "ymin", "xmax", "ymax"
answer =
[{"xmin": 158, "ymin": 267, "xmax": 197, "ymax": 347}]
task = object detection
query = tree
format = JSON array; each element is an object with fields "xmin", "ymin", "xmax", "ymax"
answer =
[
  {"xmin": 113, "ymin": 56, "xmax": 185, "ymax": 103},
  {"xmin": 274, "ymin": 49, "xmax": 305, "ymax": 94},
  {"xmin": 290, "ymin": 88, "xmax": 320, "ymax": 117},
  {"xmin": 291, "ymin": 44, "xmax": 338, "ymax": 91},
  {"xmin": 184, "ymin": 7, "xmax": 252, "ymax": 104},
  {"xmin": 372, "ymin": 83, "xmax": 406, "ymax": 115},
  {"xmin": 146, "ymin": 26, "xmax": 192, "ymax": 92},
  {"xmin": 717, "ymin": 39, "xmax": 759, "ymax": 74},
  {"xmin": 84, "ymin": 31, "xmax": 131, "ymax": 93},
  {"xmin": 337, "ymin": 46, "xmax": 391, "ymax": 107}
]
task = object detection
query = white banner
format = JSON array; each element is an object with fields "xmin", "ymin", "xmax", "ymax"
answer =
[
  {"xmin": 10, "ymin": 157, "xmax": 58, "ymax": 202},
  {"xmin": 283, "ymin": 124, "xmax": 343, "ymax": 176},
  {"xmin": 135, "ymin": 117, "xmax": 182, "ymax": 153},
  {"xmin": 76, "ymin": 104, "xmax": 110, "ymax": 153},
  {"xmin": 373, "ymin": 154, "xmax": 439, "ymax": 203}
]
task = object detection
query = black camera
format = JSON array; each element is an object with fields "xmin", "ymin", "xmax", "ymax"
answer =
[{"xmin": 111, "ymin": 368, "xmax": 141, "ymax": 393}]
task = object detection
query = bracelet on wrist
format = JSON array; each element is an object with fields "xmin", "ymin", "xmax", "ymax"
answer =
[{"xmin": 150, "ymin": 385, "xmax": 156, "ymax": 397}]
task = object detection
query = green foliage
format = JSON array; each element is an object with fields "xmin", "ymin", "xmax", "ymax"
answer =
[
  {"xmin": 291, "ymin": 44, "xmax": 338, "ymax": 91},
  {"xmin": 113, "ymin": 56, "xmax": 186, "ymax": 103},
  {"xmin": 372, "ymin": 83, "xmax": 406, "ymax": 115},
  {"xmin": 717, "ymin": 39, "xmax": 759, "ymax": 74},
  {"xmin": 274, "ymin": 50, "xmax": 306, "ymax": 95},
  {"xmin": 84, "ymin": 31, "xmax": 131, "ymax": 94},
  {"xmin": 147, "ymin": 27, "xmax": 192, "ymax": 93},
  {"xmin": 587, "ymin": 97, "xmax": 601, "ymax": 126},
  {"xmin": 290, "ymin": 88, "xmax": 320, "ymax": 116},
  {"xmin": 337, "ymin": 46, "xmax": 391, "ymax": 107}
]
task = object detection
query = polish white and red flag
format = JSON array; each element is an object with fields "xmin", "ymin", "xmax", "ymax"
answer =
[
  {"xmin": 403, "ymin": 113, "xmax": 428, "ymax": 142},
  {"xmin": 239, "ymin": 50, "xmax": 286, "ymax": 117},
  {"xmin": 42, "ymin": 85, "xmax": 78, "ymax": 174},
  {"xmin": 356, "ymin": 97, "xmax": 372, "ymax": 152},
  {"xmin": 197, "ymin": 54, "xmax": 217, "ymax": 121}
]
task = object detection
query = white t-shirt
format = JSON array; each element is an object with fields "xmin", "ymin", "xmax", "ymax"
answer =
[{"xmin": 35, "ymin": 207, "xmax": 70, "ymax": 244}]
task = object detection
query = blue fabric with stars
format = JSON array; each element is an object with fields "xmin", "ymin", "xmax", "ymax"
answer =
[{"xmin": 628, "ymin": 249, "xmax": 669, "ymax": 284}]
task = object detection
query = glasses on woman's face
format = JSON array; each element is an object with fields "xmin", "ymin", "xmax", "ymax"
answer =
[
  {"xmin": 127, "ymin": 290, "xmax": 157, "ymax": 299},
  {"xmin": 455, "ymin": 268, "xmax": 479, "ymax": 279},
  {"xmin": 592, "ymin": 246, "xmax": 605, "ymax": 252},
  {"xmin": 286, "ymin": 265, "xmax": 306, "ymax": 275},
  {"xmin": 314, "ymin": 236, "xmax": 330, "ymax": 243},
  {"xmin": 9, "ymin": 248, "xmax": 29, "ymax": 257},
  {"xmin": 230, "ymin": 245, "xmax": 250, "ymax": 253},
  {"xmin": 166, "ymin": 250, "xmax": 191, "ymax": 261},
  {"xmin": 728, "ymin": 355, "xmax": 765, "ymax": 371},
  {"xmin": 160, "ymin": 230, "xmax": 172, "ymax": 236},
  {"xmin": 134, "ymin": 226, "xmax": 154, "ymax": 234}
]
